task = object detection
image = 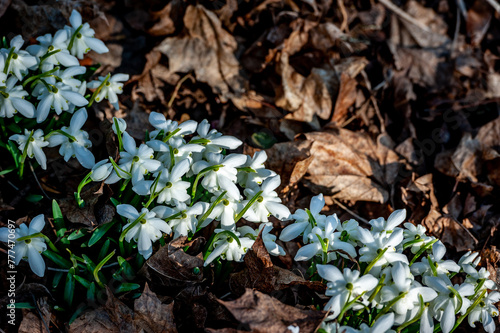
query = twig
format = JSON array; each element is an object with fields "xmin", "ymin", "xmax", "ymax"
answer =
[
  {"xmin": 332, "ymin": 198, "xmax": 370, "ymax": 225},
  {"xmin": 167, "ymin": 73, "xmax": 193, "ymax": 109},
  {"xmin": 31, "ymin": 293, "xmax": 51, "ymax": 333},
  {"xmin": 378, "ymin": 0, "xmax": 436, "ymax": 34},
  {"xmin": 30, "ymin": 162, "xmax": 51, "ymax": 200}
]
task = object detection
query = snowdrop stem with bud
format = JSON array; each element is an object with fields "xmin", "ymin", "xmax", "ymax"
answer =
[
  {"xmin": 196, "ymin": 191, "xmax": 227, "ymax": 232},
  {"xmin": 114, "ymin": 117, "xmax": 124, "ymax": 151},
  {"xmin": 374, "ymin": 291, "xmax": 408, "ymax": 322},
  {"xmin": 45, "ymin": 129, "xmax": 77, "ymax": 142},
  {"xmin": 161, "ymin": 128, "xmax": 181, "ymax": 143},
  {"xmin": 451, "ymin": 289, "xmax": 487, "ymax": 333},
  {"xmin": 410, "ymin": 238, "xmax": 438, "ymax": 265},
  {"xmin": 142, "ymin": 172, "xmax": 163, "ymax": 208},
  {"xmin": 203, "ymin": 230, "xmax": 241, "ymax": 261},
  {"xmin": 448, "ymin": 286, "xmax": 464, "ymax": 314},
  {"xmin": 75, "ymin": 171, "xmax": 93, "ymax": 207},
  {"xmin": 234, "ymin": 190, "xmax": 264, "ymax": 223},
  {"xmin": 368, "ymin": 274, "xmax": 386, "ymax": 303},
  {"xmin": 3, "ymin": 47, "xmax": 15, "ymax": 74},
  {"xmin": 67, "ymin": 25, "xmax": 84, "ymax": 52},
  {"xmin": 18, "ymin": 129, "xmax": 34, "ymax": 179},
  {"xmin": 364, "ymin": 247, "xmax": 388, "ymax": 274},
  {"xmin": 39, "ymin": 49, "xmax": 62, "ymax": 65},
  {"xmin": 94, "ymin": 249, "xmax": 115, "ymax": 288},
  {"xmin": 338, "ymin": 291, "xmax": 366, "ymax": 324},
  {"xmin": 22, "ymin": 66, "xmax": 59, "ymax": 88},
  {"xmin": 88, "ymin": 73, "xmax": 110, "ymax": 107},
  {"xmin": 190, "ymin": 164, "xmax": 224, "ymax": 203}
]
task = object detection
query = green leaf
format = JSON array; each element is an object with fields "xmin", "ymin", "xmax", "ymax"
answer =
[
  {"xmin": 82, "ymin": 254, "xmax": 96, "ymax": 273},
  {"xmin": 74, "ymin": 275, "xmax": 91, "ymax": 289},
  {"xmin": 7, "ymin": 122, "xmax": 22, "ymax": 134},
  {"xmin": 251, "ymin": 131, "xmax": 277, "ymax": 149},
  {"xmin": 64, "ymin": 270, "xmax": 75, "ymax": 306},
  {"xmin": 13, "ymin": 302, "xmax": 35, "ymax": 309},
  {"xmin": 87, "ymin": 282, "xmax": 96, "ymax": 303},
  {"xmin": 67, "ymin": 229, "xmax": 87, "ymax": 241},
  {"xmin": 115, "ymin": 282, "xmax": 141, "ymax": 293},
  {"xmin": 110, "ymin": 197, "xmax": 121, "ymax": 207},
  {"xmin": 43, "ymin": 250, "xmax": 72, "ymax": 268},
  {"xmin": 0, "ymin": 166, "xmax": 16, "ymax": 176},
  {"xmin": 26, "ymin": 194, "xmax": 44, "ymax": 202},
  {"xmin": 52, "ymin": 271, "xmax": 64, "ymax": 288},
  {"xmin": 88, "ymin": 221, "xmax": 115, "ymax": 247},
  {"xmin": 97, "ymin": 238, "xmax": 111, "ymax": 262}
]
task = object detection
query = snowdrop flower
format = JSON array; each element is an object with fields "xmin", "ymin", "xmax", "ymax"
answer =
[
  {"xmin": 341, "ymin": 313, "xmax": 395, "ymax": 333},
  {"xmin": 26, "ymin": 30, "xmax": 79, "ymax": 71},
  {"xmin": 90, "ymin": 159, "xmax": 114, "ymax": 182},
  {"xmin": 238, "ymin": 222, "xmax": 285, "ymax": 256},
  {"xmin": 117, "ymin": 205, "xmax": 171, "ymax": 259},
  {"xmin": 317, "ymin": 264, "xmax": 378, "ymax": 319},
  {"xmin": 118, "ymin": 132, "xmax": 161, "ymax": 185},
  {"xmin": 192, "ymin": 119, "xmax": 242, "ymax": 157},
  {"xmin": 411, "ymin": 241, "xmax": 460, "ymax": 278},
  {"xmin": 65, "ymin": 10, "xmax": 109, "ymax": 59},
  {"xmin": 35, "ymin": 81, "xmax": 88, "ymax": 123},
  {"xmin": 0, "ymin": 77, "xmax": 35, "ymax": 118},
  {"xmin": 148, "ymin": 136, "xmax": 204, "ymax": 169},
  {"xmin": 133, "ymin": 159, "xmax": 191, "ymax": 204},
  {"xmin": 88, "ymin": 73, "xmax": 128, "ymax": 109},
  {"xmin": 237, "ymin": 151, "xmax": 276, "ymax": 188},
  {"xmin": 280, "ymin": 194, "xmax": 326, "ymax": 243},
  {"xmin": 424, "ymin": 276, "xmax": 474, "ymax": 333},
  {"xmin": 358, "ymin": 227, "xmax": 408, "ymax": 275},
  {"xmin": 468, "ymin": 291, "xmax": 500, "ymax": 333},
  {"xmin": 463, "ymin": 265, "xmax": 497, "ymax": 291},
  {"xmin": 459, "ymin": 251, "xmax": 481, "ymax": 271},
  {"xmin": 0, "ymin": 53, "xmax": 7, "ymax": 84},
  {"xmin": 403, "ymin": 222, "xmax": 434, "ymax": 254},
  {"xmin": 57, "ymin": 66, "xmax": 87, "ymax": 91},
  {"xmin": 379, "ymin": 262, "xmax": 437, "ymax": 321},
  {"xmin": 192, "ymin": 152, "xmax": 247, "ymax": 200},
  {"xmin": 209, "ymin": 192, "xmax": 241, "ymax": 229},
  {"xmin": 112, "ymin": 117, "xmax": 127, "ymax": 134},
  {"xmin": 243, "ymin": 175, "xmax": 290, "ymax": 222},
  {"xmin": 9, "ymin": 129, "xmax": 49, "ymax": 169},
  {"xmin": 0, "ymin": 215, "xmax": 47, "ymax": 277},
  {"xmin": 337, "ymin": 219, "xmax": 360, "ymax": 244},
  {"xmin": 204, "ymin": 229, "xmax": 254, "ymax": 266},
  {"xmin": 370, "ymin": 209, "xmax": 406, "ymax": 234},
  {"xmin": 47, "ymin": 108, "xmax": 95, "ymax": 169},
  {"xmin": 148, "ymin": 111, "xmax": 197, "ymax": 140},
  {"xmin": 295, "ymin": 215, "xmax": 356, "ymax": 262},
  {"xmin": 1, "ymin": 35, "xmax": 37, "ymax": 80},
  {"xmin": 154, "ymin": 202, "xmax": 209, "ymax": 239}
]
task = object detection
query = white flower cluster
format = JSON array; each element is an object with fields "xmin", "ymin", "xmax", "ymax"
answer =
[
  {"xmin": 94, "ymin": 112, "xmax": 290, "ymax": 261},
  {"xmin": 0, "ymin": 10, "xmax": 128, "ymax": 171},
  {"xmin": 283, "ymin": 195, "xmax": 499, "ymax": 333}
]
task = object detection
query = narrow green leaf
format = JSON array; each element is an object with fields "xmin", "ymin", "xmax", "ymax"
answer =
[
  {"xmin": 88, "ymin": 221, "xmax": 115, "ymax": 247},
  {"xmin": 115, "ymin": 282, "xmax": 141, "ymax": 293},
  {"xmin": 43, "ymin": 250, "xmax": 72, "ymax": 268},
  {"xmin": 64, "ymin": 270, "xmax": 75, "ymax": 306},
  {"xmin": 67, "ymin": 229, "xmax": 87, "ymax": 240},
  {"xmin": 52, "ymin": 271, "xmax": 64, "ymax": 288},
  {"xmin": 74, "ymin": 275, "xmax": 91, "ymax": 289},
  {"xmin": 26, "ymin": 194, "xmax": 44, "ymax": 202}
]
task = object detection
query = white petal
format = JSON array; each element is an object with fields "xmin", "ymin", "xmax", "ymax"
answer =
[
  {"xmin": 310, "ymin": 194, "xmax": 325, "ymax": 215},
  {"xmin": 372, "ymin": 313, "xmax": 394, "ymax": 332},
  {"xmin": 265, "ymin": 201, "xmax": 290, "ymax": 221},
  {"xmin": 295, "ymin": 243, "xmax": 321, "ymax": 261},
  {"xmin": 69, "ymin": 10, "xmax": 82, "ymax": 27},
  {"xmin": 441, "ymin": 301, "xmax": 456, "ymax": 333},
  {"xmin": 11, "ymin": 98, "xmax": 35, "ymax": 118},
  {"xmin": 211, "ymin": 136, "xmax": 242, "ymax": 149},
  {"xmin": 204, "ymin": 242, "xmax": 229, "ymax": 266},
  {"xmin": 70, "ymin": 108, "xmax": 88, "ymax": 130},
  {"xmin": 170, "ymin": 159, "xmax": 190, "ymax": 180},
  {"xmin": 117, "ymin": 204, "xmax": 139, "ymax": 220},
  {"xmin": 74, "ymin": 145, "xmax": 95, "ymax": 169},
  {"xmin": 387, "ymin": 209, "xmax": 406, "ymax": 230},
  {"xmin": 317, "ymin": 264, "xmax": 344, "ymax": 282},
  {"xmin": 61, "ymin": 90, "xmax": 88, "ymax": 107},
  {"xmin": 29, "ymin": 215, "xmax": 45, "ymax": 233},
  {"xmin": 84, "ymin": 37, "xmax": 109, "ymax": 54},
  {"xmin": 28, "ymin": 246, "xmax": 45, "ymax": 277},
  {"xmin": 122, "ymin": 132, "xmax": 136, "ymax": 154},
  {"xmin": 279, "ymin": 221, "xmax": 308, "ymax": 242},
  {"xmin": 262, "ymin": 175, "xmax": 281, "ymax": 193}
]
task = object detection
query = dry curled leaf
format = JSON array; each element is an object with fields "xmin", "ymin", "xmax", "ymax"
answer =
[{"xmin": 134, "ymin": 284, "xmax": 177, "ymax": 333}]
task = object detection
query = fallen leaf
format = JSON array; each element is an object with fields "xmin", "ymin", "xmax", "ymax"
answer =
[
  {"xmin": 18, "ymin": 298, "xmax": 51, "ymax": 333},
  {"xmin": 217, "ymin": 289, "xmax": 325, "ymax": 333},
  {"xmin": 0, "ymin": 0, "xmax": 11, "ymax": 18},
  {"xmin": 134, "ymin": 284, "xmax": 177, "ymax": 333},
  {"xmin": 467, "ymin": 0, "xmax": 493, "ymax": 47}
]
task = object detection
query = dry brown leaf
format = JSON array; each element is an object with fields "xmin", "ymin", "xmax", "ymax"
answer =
[
  {"xmin": 18, "ymin": 298, "xmax": 51, "ymax": 333},
  {"xmin": 217, "ymin": 289, "xmax": 325, "ymax": 333},
  {"xmin": 467, "ymin": 0, "xmax": 493, "ymax": 47},
  {"xmin": 156, "ymin": 5, "xmax": 244, "ymax": 102},
  {"xmin": 0, "ymin": 0, "xmax": 11, "ymax": 18},
  {"xmin": 134, "ymin": 284, "xmax": 177, "ymax": 333},
  {"xmin": 435, "ymin": 134, "xmax": 482, "ymax": 183},
  {"xmin": 147, "ymin": 2, "xmax": 176, "ymax": 36}
]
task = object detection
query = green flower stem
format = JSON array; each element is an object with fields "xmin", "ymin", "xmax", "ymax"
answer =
[
  {"xmin": 450, "ymin": 289, "xmax": 487, "ymax": 333},
  {"xmin": 397, "ymin": 295, "xmax": 424, "ymax": 332},
  {"xmin": 190, "ymin": 164, "xmax": 223, "ymax": 203},
  {"xmin": 39, "ymin": 49, "xmax": 61, "ymax": 65},
  {"xmin": 93, "ymin": 250, "xmax": 115, "ymax": 288},
  {"xmin": 109, "ymin": 157, "xmax": 131, "ymax": 179},
  {"xmin": 410, "ymin": 239, "xmax": 438, "ymax": 265},
  {"xmin": 236, "ymin": 167, "xmax": 256, "ymax": 173},
  {"xmin": 364, "ymin": 247, "xmax": 388, "ymax": 274},
  {"xmin": 67, "ymin": 25, "xmax": 83, "ymax": 51},
  {"xmin": 428, "ymin": 255, "xmax": 438, "ymax": 277},
  {"xmin": 3, "ymin": 47, "xmax": 15, "ymax": 74},
  {"xmin": 338, "ymin": 291, "xmax": 366, "ymax": 324},
  {"xmin": 203, "ymin": 230, "xmax": 241, "ymax": 261},
  {"xmin": 44, "ymin": 129, "xmax": 77, "ymax": 143},
  {"xmin": 88, "ymin": 73, "xmax": 110, "ymax": 107},
  {"xmin": 196, "ymin": 191, "xmax": 226, "ymax": 231},
  {"xmin": 23, "ymin": 67, "xmax": 60, "ymax": 88},
  {"xmin": 74, "ymin": 171, "xmax": 93, "ymax": 208},
  {"xmin": 118, "ymin": 211, "xmax": 148, "ymax": 256},
  {"xmin": 113, "ymin": 118, "xmax": 124, "ymax": 151},
  {"xmin": 189, "ymin": 138, "xmax": 211, "ymax": 145},
  {"xmin": 448, "ymin": 286, "xmax": 463, "ymax": 314},
  {"xmin": 234, "ymin": 190, "xmax": 263, "ymax": 223},
  {"xmin": 368, "ymin": 274, "xmax": 386, "ymax": 303},
  {"xmin": 143, "ymin": 171, "xmax": 163, "ymax": 208},
  {"xmin": 18, "ymin": 130, "xmax": 34, "ymax": 179},
  {"xmin": 162, "ymin": 128, "xmax": 181, "ymax": 143},
  {"xmin": 373, "ymin": 291, "xmax": 408, "ymax": 323}
]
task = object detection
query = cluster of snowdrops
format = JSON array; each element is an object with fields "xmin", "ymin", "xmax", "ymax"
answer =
[{"xmin": 0, "ymin": 9, "xmax": 498, "ymax": 333}]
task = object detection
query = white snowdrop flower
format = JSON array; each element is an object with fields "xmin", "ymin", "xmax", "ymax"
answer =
[
  {"xmin": 319, "ymin": 321, "xmax": 340, "ymax": 333},
  {"xmin": 280, "ymin": 194, "xmax": 326, "ymax": 243},
  {"xmin": 209, "ymin": 191, "xmax": 241, "ymax": 229},
  {"xmin": 379, "ymin": 262, "xmax": 437, "ymax": 318},
  {"xmin": 26, "ymin": 30, "xmax": 79, "ymax": 71},
  {"xmin": 237, "ymin": 222, "xmax": 285, "ymax": 256},
  {"xmin": 0, "ymin": 215, "xmax": 47, "ymax": 277},
  {"xmin": 192, "ymin": 152, "xmax": 247, "ymax": 200},
  {"xmin": 35, "ymin": 81, "xmax": 88, "ymax": 123},
  {"xmin": 370, "ymin": 209, "xmax": 406, "ymax": 234},
  {"xmin": 9, "ymin": 129, "xmax": 49, "ymax": 169},
  {"xmin": 118, "ymin": 132, "xmax": 161, "ymax": 185},
  {"xmin": 287, "ymin": 325, "xmax": 300, "ymax": 333},
  {"xmin": 192, "ymin": 119, "xmax": 242, "ymax": 157},
  {"xmin": 424, "ymin": 276, "xmax": 474, "ymax": 333},
  {"xmin": 403, "ymin": 222, "xmax": 433, "ymax": 254},
  {"xmin": 154, "ymin": 202, "xmax": 209, "ymax": 239},
  {"xmin": 88, "ymin": 73, "xmax": 128, "ymax": 109},
  {"xmin": 204, "ymin": 228, "xmax": 254, "ymax": 266},
  {"xmin": 148, "ymin": 111, "xmax": 197, "ymax": 140},
  {"xmin": 295, "ymin": 215, "xmax": 356, "ymax": 262},
  {"xmin": 341, "ymin": 313, "xmax": 396, "ymax": 333},
  {"xmin": 0, "ymin": 76, "xmax": 35, "ymax": 118},
  {"xmin": 47, "ymin": 108, "xmax": 95, "ymax": 169},
  {"xmin": 90, "ymin": 159, "xmax": 114, "ymax": 182},
  {"xmin": 243, "ymin": 175, "xmax": 290, "ymax": 222},
  {"xmin": 147, "ymin": 137, "xmax": 203, "ymax": 170},
  {"xmin": 1, "ymin": 35, "xmax": 37, "ymax": 80},
  {"xmin": 463, "ymin": 265, "xmax": 497, "ymax": 291},
  {"xmin": 65, "ymin": 9, "xmax": 109, "ymax": 59},
  {"xmin": 56, "ymin": 66, "xmax": 87, "ymax": 92},
  {"xmin": 133, "ymin": 159, "xmax": 191, "ymax": 204},
  {"xmin": 411, "ymin": 241, "xmax": 460, "ymax": 278},
  {"xmin": 337, "ymin": 219, "xmax": 360, "ymax": 245},
  {"xmin": 0, "ymin": 53, "xmax": 7, "ymax": 84},
  {"xmin": 117, "ymin": 205, "xmax": 171, "ymax": 259},
  {"xmin": 357, "ymin": 227, "xmax": 408, "ymax": 275},
  {"xmin": 468, "ymin": 291, "xmax": 500, "ymax": 333},
  {"xmin": 237, "ymin": 150, "xmax": 276, "ymax": 188},
  {"xmin": 112, "ymin": 117, "xmax": 127, "ymax": 134},
  {"xmin": 458, "ymin": 251, "xmax": 480, "ymax": 271},
  {"xmin": 317, "ymin": 264, "xmax": 378, "ymax": 319}
]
